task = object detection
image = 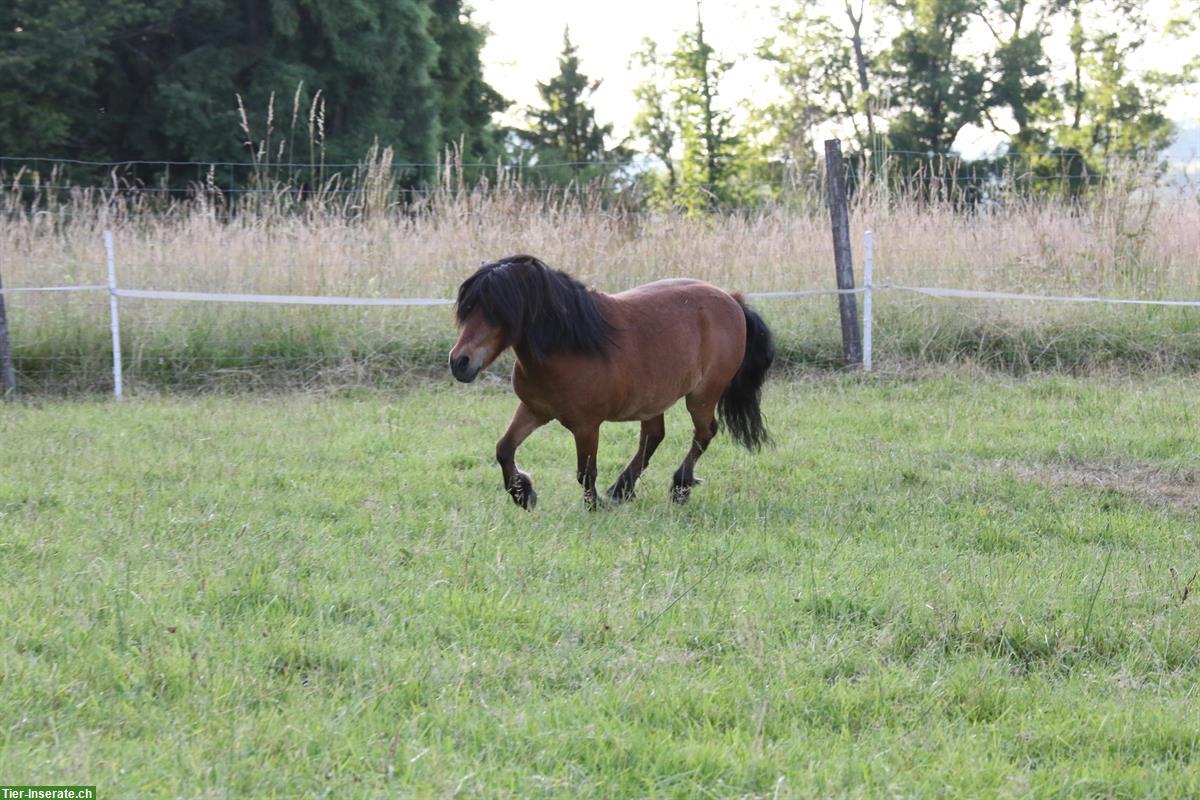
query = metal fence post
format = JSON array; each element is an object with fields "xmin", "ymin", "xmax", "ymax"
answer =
[
  {"xmin": 863, "ymin": 230, "xmax": 874, "ymax": 372},
  {"xmin": 104, "ymin": 230, "xmax": 123, "ymax": 399}
]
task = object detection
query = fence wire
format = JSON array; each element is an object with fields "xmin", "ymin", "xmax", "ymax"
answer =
[{"xmin": 5, "ymin": 261, "xmax": 1200, "ymax": 396}]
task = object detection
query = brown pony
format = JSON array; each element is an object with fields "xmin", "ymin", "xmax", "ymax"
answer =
[{"xmin": 449, "ymin": 255, "xmax": 774, "ymax": 510}]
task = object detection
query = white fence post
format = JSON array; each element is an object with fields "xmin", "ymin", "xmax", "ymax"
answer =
[
  {"xmin": 104, "ymin": 230, "xmax": 123, "ymax": 400},
  {"xmin": 0, "ymin": 272, "xmax": 16, "ymax": 396},
  {"xmin": 863, "ymin": 230, "xmax": 874, "ymax": 373}
]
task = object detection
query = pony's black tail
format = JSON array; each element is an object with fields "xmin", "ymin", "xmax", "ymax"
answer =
[{"xmin": 719, "ymin": 297, "xmax": 775, "ymax": 450}]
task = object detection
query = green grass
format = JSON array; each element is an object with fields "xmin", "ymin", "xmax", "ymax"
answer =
[
  {"xmin": 3, "ymin": 374, "xmax": 1200, "ymax": 797},
  {"xmin": 12, "ymin": 294, "xmax": 1200, "ymax": 393},
  {"xmin": 14, "ymin": 292, "xmax": 1200, "ymax": 395}
]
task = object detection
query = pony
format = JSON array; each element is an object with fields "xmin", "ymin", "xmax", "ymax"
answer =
[{"xmin": 449, "ymin": 255, "xmax": 774, "ymax": 510}]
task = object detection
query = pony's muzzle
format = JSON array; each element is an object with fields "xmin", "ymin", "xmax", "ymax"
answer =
[{"xmin": 450, "ymin": 354, "xmax": 479, "ymax": 383}]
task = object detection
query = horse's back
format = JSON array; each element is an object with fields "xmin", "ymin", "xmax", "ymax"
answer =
[
  {"xmin": 612, "ymin": 278, "xmax": 743, "ymax": 333},
  {"xmin": 513, "ymin": 278, "xmax": 748, "ymax": 424},
  {"xmin": 596, "ymin": 278, "xmax": 746, "ymax": 420},
  {"xmin": 613, "ymin": 277, "xmax": 715, "ymax": 300}
]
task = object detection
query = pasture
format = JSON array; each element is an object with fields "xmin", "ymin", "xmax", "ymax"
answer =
[
  {"xmin": 6, "ymin": 179, "xmax": 1200, "ymax": 391},
  {"xmin": 3, "ymin": 372, "xmax": 1200, "ymax": 797}
]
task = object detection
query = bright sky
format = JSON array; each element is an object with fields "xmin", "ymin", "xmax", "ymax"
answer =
[{"xmin": 471, "ymin": 0, "xmax": 1199, "ymax": 158}]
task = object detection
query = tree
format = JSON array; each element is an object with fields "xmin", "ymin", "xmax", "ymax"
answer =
[
  {"xmin": 0, "ymin": 0, "xmax": 163, "ymax": 158},
  {"xmin": 972, "ymin": 0, "xmax": 1056, "ymax": 151},
  {"xmin": 756, "ymin": 0, "xmax": 1194, "ymax": 196},
  {"xmin": 1050, "ymin": 1, "xmax": 1188, "ymax": 162},
  {"xmin": 972, "ymin": 0, "xmax": 1190, "ymax": 171},
  {"xmin": 880, "ymin": 0, "xmax": 989, "ymax": 155},
  {"xmin": 631, "ymin": 39, "xmax": 678, "ymax": 196},
  {"xmin": 0, "ymin": 0, "xmax": 509, "ymax": 181},
  {"xmin": 137, "ymin": 0, "xmax": 442, "ymax": 165},
  {"xmin": 669, "ymin": 7, "xmax": 738, "ymax": 212},
  {"xmin": 973, "ymin": 0, "xmax": 1194, "ymax": 188},
  {"xmin": 628, "ymin": 7, "xmax": 744, "ymax": 211},
  {"xmin": 758, "ymin": 3, "xmax": 868, "ymax": 165},
  {"xmin": 428, "ymin": 0, "xmax": 509, "ymax": 163},
  {"xmin": 518, "ymin": 28, "xmax": 624, "ymax": 183}
]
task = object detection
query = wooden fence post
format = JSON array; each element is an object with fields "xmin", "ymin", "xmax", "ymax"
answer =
[{"xmin": 824, "ymin": 139, "xmax": 862, "ymax": 367}]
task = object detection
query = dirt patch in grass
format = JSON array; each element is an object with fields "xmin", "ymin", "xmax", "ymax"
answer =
[{"xmin": 1013, "ymin": 461, "xmax": 1200, "ymax": 511}]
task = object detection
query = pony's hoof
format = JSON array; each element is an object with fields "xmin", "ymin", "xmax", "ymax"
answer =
[
  {"xmin": 671, "ymin": 476, "xmax": 702, "ymax": 504},
  {"xmin": 509, "ymin": 472, "xmax": 537, "ymax": 511},
  {"xmin": 605, "ymin": 479, "xmax": 636, "ymax": 504}
]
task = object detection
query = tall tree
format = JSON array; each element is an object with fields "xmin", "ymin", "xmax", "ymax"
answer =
[
  {"xmin": 881, "ymin": 0, "xmax": 989, "ymax": 155},
  {"xmin": 428, "ymin": 0, "xmax": 509, "ymax": 162},
  {"xmin": 1049, "ymin": 0, "xmax": 1189, "ymax": 163},
  {"xmin": 758, "ymin": 0, "xmax": 1195, "ymax": 170},
  {"xmin": 0, "ymin": 0, "xmax": 509, "ymax": 176},
  {"xmin": 758, "ymin": 3, "xmax": 869, "ymax": 165},
  {"xmin": 669, "ymin": 6, "xmax": 738, "ymax": 212},
  {"xmin": 0, "ymin": 0, "xmax": 161, "ymax": 158},
  {"xmin": 519, "ymin": 27, "xmax": 622, "ymax": 182},
  {"xmin": 629, "ymin": 8, "xmax": 744, "ymax": 210},
  {"xmin": 973, "ymin": 0, "xmax": 1056, "ymax": 151},
  {"xmin": 631, "ymin": 39, "xmax": 678, "ymax": 195},
  {"xmin": 138, "ymin": 0, "xmax": 441, "ymax": 165}
]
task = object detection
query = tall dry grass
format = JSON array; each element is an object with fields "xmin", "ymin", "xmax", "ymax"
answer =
[
  {"xmin": 6, "ymin": 167, "xmax": 1198, "ymax": 296},
  {"xmin": 2, "ymin": 158, "xmax": 1199, "ymax": 391}
]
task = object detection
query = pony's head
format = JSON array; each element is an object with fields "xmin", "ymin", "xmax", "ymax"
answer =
[{"xmin": 449, "ymin": 255, "xmax": 612, "ymax": 382}]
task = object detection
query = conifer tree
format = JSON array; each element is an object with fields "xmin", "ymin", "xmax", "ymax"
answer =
[
  {"xmin": 519, "ymin": 27, "xmax": 624, "ymax": 182},
  {"xmin": 669, "ymin": 7, "xmax": 738, "ymax": 212}
]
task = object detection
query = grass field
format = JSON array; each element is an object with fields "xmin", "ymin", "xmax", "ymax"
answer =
[{"xmin": 3, "ymin": 373, "xmax": 1200, "ymax": 797}]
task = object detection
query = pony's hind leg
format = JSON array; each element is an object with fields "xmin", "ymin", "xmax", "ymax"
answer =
[
  {"xmin": 496, "ymin": 403, "xmax": 549, "ymax": 510},
  {"xmin": 606, "ymin": 415, "xmax": 666, "ymax": 504},
  {"xmin": 671, "ymin": 396, "xmax": 719, "ymax": 504}
]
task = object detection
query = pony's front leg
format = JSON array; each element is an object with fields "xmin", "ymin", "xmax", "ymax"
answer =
[
  {"xmin": 571, "ymin": 424, "xmax": 601, "ymax": 511},
  {"xmin": 496, "ymin": 403, "xmax": 548, "ymax": 510}
]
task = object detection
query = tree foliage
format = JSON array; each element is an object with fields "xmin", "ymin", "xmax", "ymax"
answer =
[
  {"xmin": 631, "ymin": 8, "xmax": 739, "ymax": 212},
  {"xmin": 428, "ymin": 0, "xmax": 509, "ymax": 163},
  {"xmin": 757, "ymin": 0, "xmax": 1194, "ymax": 180},
  {"xmin": 0, "ymin": 0, "xmax": 506, "ymax": 171},
  {"xmin": 882, "ymin": 0, "xmax": 988, "ymax": 154},
  {"xmin": 669, "ymin": 11, "xmax": 738, "ymax": 212},
  {"xmin": 631, "ymin": 39, "xmax": 677, "ymax": 195},
  {"xmin": 755, "ymin": 0, "xmax": 886, "ymax": 182},
  {"xmin": 1, "ymin": 0, "xmax": 1196, "ymax": 206},
  {"xmin": 517, "ymin": 28, "xmax": 625, "ymax": 183}
]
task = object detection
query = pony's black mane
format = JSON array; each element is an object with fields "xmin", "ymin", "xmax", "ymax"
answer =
[{"xmin": 455, "ymin": 255, "xmax": 614, "ymax": 361}]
